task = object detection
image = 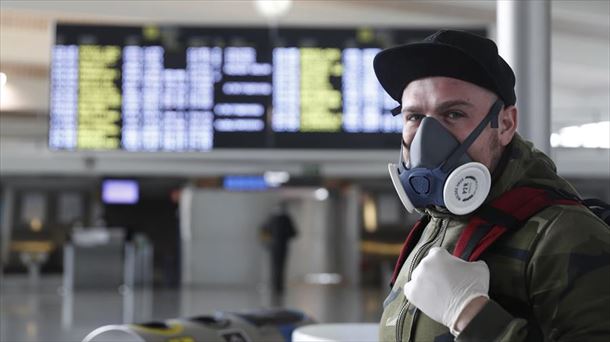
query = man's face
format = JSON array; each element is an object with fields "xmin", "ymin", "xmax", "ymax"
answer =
[{"xmin": 400, "ymin": 77, "xmax": 507, "ymax": 172}]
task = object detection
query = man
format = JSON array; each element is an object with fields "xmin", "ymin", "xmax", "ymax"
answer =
[
  {"xmin": 260, "ymin": 201, "xmax": 298, "ymax": 294},
  {"xmin": 373, "ymin": 30, "xmax": 610, "ymax": 341}
]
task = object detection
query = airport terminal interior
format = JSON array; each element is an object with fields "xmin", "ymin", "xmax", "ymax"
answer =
[{"xmin": 0, "ymin": 1, "xmax": 609, "ymax": 341}]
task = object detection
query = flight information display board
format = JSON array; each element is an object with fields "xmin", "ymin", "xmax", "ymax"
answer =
[{"xmin": 49, "ymin": 24, "xmax": 484, "ymax": 151}]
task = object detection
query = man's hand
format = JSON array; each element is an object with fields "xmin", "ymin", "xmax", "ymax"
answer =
[{"xmin": 403, "ymin": 247, "xmax": 490, "ymax": 336}]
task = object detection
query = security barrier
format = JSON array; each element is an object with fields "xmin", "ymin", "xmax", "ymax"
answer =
[{"xmin": 83, "ymin": 308, "xmax": 314, "ymax": 342}]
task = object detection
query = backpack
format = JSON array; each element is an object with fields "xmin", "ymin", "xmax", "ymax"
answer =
[{"xmin": 390, "ymin": 186, "xmax": 610, "ymax": 287}]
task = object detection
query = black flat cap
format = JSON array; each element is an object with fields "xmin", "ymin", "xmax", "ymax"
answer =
[{"xmin": 374, "ymin": 30, "xmax": 516, "ymax": 115}]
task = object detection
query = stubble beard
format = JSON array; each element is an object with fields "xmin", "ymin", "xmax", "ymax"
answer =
[{"xmin": 487, "ymin": 133, "xmax": 504, "ymax": 173}]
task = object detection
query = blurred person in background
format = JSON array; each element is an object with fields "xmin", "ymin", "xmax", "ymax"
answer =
[{"xmin": 260, "ymin": 201, "xmax": 298, "ymax": 294}]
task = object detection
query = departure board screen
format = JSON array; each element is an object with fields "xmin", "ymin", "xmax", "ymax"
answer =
[{"xmin": 49, "ymin": 24, "xmax": 484, "ymax": 151}]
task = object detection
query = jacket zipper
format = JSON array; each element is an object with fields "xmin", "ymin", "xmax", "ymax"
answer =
[
  {"xmin": 396, "ymin": 218, "xmax": 445, "ymax": 342},
  {"xmin": 395, "ymin": 299, "xmax": 409, "ymax": 342}
]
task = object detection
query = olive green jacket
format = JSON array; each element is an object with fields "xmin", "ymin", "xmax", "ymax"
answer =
[{"xmin": 379, "ymin": 134, "xmax": 610, "ymax": 342}]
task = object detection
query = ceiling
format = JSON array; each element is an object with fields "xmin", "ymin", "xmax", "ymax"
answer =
[{"xmin": 1, "ymin": 0, "xmax": 607, "ymax": 119}]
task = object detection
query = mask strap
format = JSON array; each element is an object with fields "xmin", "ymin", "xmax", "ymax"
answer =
[
  {"xmin": 391, "ymin": 106, "xmax": 402, "ymax": 116},
  {"xmin": 441, "ymin": 99, "xmax": 504, "ymax": 173},
  {"xmin": 398, "ymin": 145, "xmax": 408, "ymax": 170}
]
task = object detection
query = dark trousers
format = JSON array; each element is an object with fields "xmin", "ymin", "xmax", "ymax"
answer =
[{"xmin": 270, "ymin": 244, "xmax": 288, "ymax": 293}]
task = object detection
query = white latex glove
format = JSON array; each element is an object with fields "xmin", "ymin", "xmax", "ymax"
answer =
[{"xmin": 403, "ymin": 247, "xmax": 489, "ymax": 336}]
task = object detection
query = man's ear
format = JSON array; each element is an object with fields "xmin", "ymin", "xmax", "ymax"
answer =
[{"xmin": 498, "ymin": 105, "xmax": 517, "ymax": 146}]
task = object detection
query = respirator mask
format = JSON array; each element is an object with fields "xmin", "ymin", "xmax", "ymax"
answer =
[{"xmin": 388, "ymin": 99, "xmax": 504, "ymax": 215}]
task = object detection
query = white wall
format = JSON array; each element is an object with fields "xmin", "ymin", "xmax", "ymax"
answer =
[
  {"xmin": 180, "ymin": 188, "xmax": 336, "ymax": 287},
  {"xmin": 182, "ymin": 190, "xmax": 274, "ymax": 286}
]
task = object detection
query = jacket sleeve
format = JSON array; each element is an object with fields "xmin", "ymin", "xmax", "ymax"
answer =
[{"xmin": 457, "ymin": 206, "xmax": 610, "ymax": 342}]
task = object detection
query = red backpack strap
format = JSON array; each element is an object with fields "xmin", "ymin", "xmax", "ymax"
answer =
[
  {"xmin": 390, "ymin": 215, "xmax": 430, "ymax": 287},
  {"xmin": 453, "ymin": 187, "xmax": 581, "ymax": 261}
]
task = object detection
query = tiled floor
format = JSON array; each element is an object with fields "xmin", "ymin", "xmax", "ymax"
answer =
[{"xmin": 0, "ymin": 275, "xmax": 384, "ymax": 342}]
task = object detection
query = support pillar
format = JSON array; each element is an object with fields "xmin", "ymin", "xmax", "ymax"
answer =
[{"xmin": 497, "ymin": 0, "xmax": 551, "ymax": 154}]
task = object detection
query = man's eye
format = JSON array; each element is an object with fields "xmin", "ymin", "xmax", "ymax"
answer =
[
  {"xmin": 406, "ymin": 113, "xmax": 425, "ymax": 122},
  {"xmin": 446, "ymin": 111, "xmax": 465, "ymax": 120}
]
